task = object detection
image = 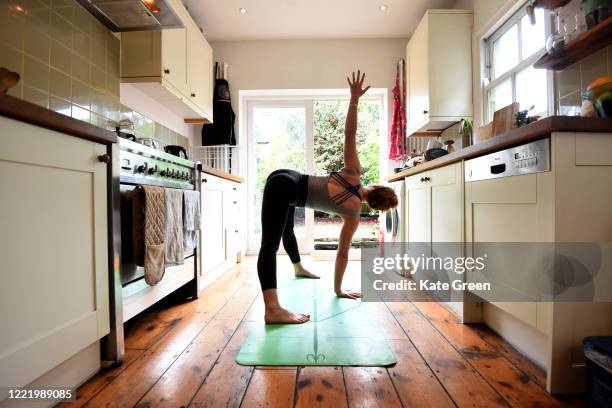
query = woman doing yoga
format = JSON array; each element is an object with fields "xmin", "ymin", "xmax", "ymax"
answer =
[{"xmin": 258, "ymin": 71, "xmax": 399, "ymax": 324}]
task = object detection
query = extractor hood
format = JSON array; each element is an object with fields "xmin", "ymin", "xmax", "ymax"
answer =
[{"xmin": 75, "ymin": 0, "xmax": 183, "ymax": 32}]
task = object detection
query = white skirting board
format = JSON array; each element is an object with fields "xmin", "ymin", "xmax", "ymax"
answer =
[{"xmin": 483, "ymin": 302, "xmax": 548, "ymax": 370}]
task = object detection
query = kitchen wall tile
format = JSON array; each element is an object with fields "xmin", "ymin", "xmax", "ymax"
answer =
[
  {"xmin": 580, "ymin": 49, "xmax": 607, "ymax": 89},
  {"xmin": 91, "ymin": 44, "xmax": 106, "ymax": 70},
  {"xmin": 49, "ymin": 68, "xmax": 71, "ymax": 100},
  {"xmin": 50, "ymin": 0, "xmax": 73, "ymax": 23},
  {"xmin": 23, "ymin": 55, "xmax": 49, "ymax": 91},
  {"xmin": 0, "ymin": 0, "xmax": 189, "ymax": 148},
  {"xmin": 71, "ymin": 52, "xmax": 89, "ymax": 83},
  {"xmin": 559, "ymin": 91, "xmax": 581, "ymax": 116},
  {"xmin": 71, "ymin": 104, "xmax": 90, "ymax": 122},
  {"xmin": 7, "ymin": 83, "xmax": 23, "ymax": 99},
  {"xmin": 24, "ymin": 21, "xmax": 50, "ymax": 63},
  {"xmin": 90, "ymin": 20, "xmax": 106, "ymax": 49},
  {"xmin": 50, "ymin": 96, "xmax": 71, "ymax": 116},
  {"xmin": 558, "ymin": 62, "xmax": 580, "ymax": 99},
  {"xmin": 0, "ymin": 41, "xmax": 23, "ymax": 75},
  {"xmin": 72, "ymin": 2, "xmax": 91, "ymax": 34},
  {"xmin": 71, "ymin": 80, "xmax": 91, "ymax": 109},
  {"xmin": 0, "ymin": 4, "xmax": 25, "ymax": 50},
  {"xmin": 23, "ymin": 84, "xmax": 49, "ymax": 108},
  {"xmin": 25, "ymin": 0, "xmax": 51, "ymax": 35},
  {"xmin": 50, "ymin": 11, "xmax": 72, "ymax": 49},
  {"xmin": 73, "ymin": 28, "xmax": 90, "ymax": 61},
  {"xmin": 49, "ymin": 40, "xmax": 71, "ymax": 74},
  {"xmin": 91, "ymin": 65, "xmax": 105, "ymax": 91}
]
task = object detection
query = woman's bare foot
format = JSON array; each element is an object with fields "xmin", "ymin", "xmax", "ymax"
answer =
[
  {"xmin": 295, "ymin": 268, "xmax": 320, "ymax": 279},
  {"xmin": 265, "ymin": 307, "xmax": 310, "ymax": 324}
]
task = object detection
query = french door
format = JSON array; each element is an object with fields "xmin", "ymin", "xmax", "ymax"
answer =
[{"xmin": 247, "ymin": 100, "xmax": 314, "ymax": 253}]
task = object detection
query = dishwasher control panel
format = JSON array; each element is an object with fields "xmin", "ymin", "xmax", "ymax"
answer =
[{"xmin": 465, "ymin": 138, "xmax": 550, "ymax": 182}]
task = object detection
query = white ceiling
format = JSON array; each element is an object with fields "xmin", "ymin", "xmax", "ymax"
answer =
[{"xmin": 183, "ymin": 0, "xmax": 457, "ymax": 41}]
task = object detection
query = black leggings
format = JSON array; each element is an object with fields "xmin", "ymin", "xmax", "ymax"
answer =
[{"xmin": 257, "ymin": 169, "xmax": 308, "ymax": 291}]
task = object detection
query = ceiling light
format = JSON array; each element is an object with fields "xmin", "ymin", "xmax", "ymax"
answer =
[
  {"xmin": 379, "ymin": 4, "xmax": 389, "ymax": 11},
  {"xmin": 239, "ymin": 7, "xmax": 247, "ymax": 14}
]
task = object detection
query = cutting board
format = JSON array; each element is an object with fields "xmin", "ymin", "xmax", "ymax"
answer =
[{"xmin": 492, "ymin": 102, "xmax": 519, "ymax": 136}]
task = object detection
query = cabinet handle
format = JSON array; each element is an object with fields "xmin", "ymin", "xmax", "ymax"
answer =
[
  {"xmin": 423, "ymin": 110, "xmax": 429, "ymax": 114},
  {"xmin": 164, "ymin": 68, "xmax": 170, "ymax": 74},
  {"xmin": 233, "ymin": 201, "xmax": 237, "ymax": 204},
  {"xmin": 420, "ymin": 176, "xmax": 431, "ymax": 182},
  {"xmin": 98, "ymin": 154, "xmax": 111, "ymax": 163},
  {"xmin": 203, "ymin": 178, "xmax": 208, "ymax": 183},
  {"xmin": 232, "ymin": 187, "xmax": 237, "ymax": 191},
  {"xmin": 191, "ymin": 93, "xmax": 196, "ymax": 97},
  {"xmin": 235, "ymin": 229, "xmax": 239, "ymax": 233}
]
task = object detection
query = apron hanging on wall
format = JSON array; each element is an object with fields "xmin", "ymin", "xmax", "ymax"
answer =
[
  {"xmin": 388, "ymin": 59, "xmax": 407, "ymax": 161},
  {"xmin": 201, "ymin": 62, "xmax": 236, "ymax": 146}
]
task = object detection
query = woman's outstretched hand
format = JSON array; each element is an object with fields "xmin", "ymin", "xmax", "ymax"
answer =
[{"xmin": 347, "ymin": 70, "xmax": 371, "ymax": 100}]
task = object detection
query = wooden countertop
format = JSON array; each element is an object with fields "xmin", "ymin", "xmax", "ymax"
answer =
[
  {"xmin": 200, "ymin": 165, "xmax": 245, "ymax": 183},
  {"xmin": 0, "ymin": 94, "xmax": 117, "ymax": 145},
  {"xmin": 387, "ymin": 116, "xmax": 612, "ymax": 182}
]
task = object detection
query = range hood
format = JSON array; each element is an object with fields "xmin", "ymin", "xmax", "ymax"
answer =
[{"xmin": 75, "ymin": 0, "xmax": 183, "ymax": 32}]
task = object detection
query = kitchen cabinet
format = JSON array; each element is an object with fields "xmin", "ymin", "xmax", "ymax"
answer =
[
  {"xmin": 405, "ymin": 162, "xmax": 463, "ymax": 244},
  {"xmin": 120, "ymin": 0, "xmax": 213, "ymax": 122},
  {"xmin": 0, "ymin": 116, "xmax": 109, "ymax": 391},
  {"xmin": 405, "ymin": 162, "xmax": 463, "ymax": 314},
  {"xmin": 200, "ymin": 173, "xmax": 243, "ymax": 289},
  {"xmin": 188, "ymin": 27, "xmax": 214, "ymax": 119},
  {"xmin": 405, "ymin": 10, "xmax": 473, "ymax": 136}
]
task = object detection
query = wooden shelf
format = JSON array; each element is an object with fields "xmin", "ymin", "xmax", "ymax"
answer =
[
  {"xmin": 533, "ymin": 0, "xmax": 572, "ymax": 9},
  {"xmin": 534, "ymin": 16, "xmax": 612, "ymax": 71},
  {"xmin": 184, "ymin": 118, "xmax": 211, "ymax": 125}
]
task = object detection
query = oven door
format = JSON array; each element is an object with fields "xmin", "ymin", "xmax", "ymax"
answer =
[{"xmin": 120, "ymin": 184, "xmax": 195, "ymax": 286}]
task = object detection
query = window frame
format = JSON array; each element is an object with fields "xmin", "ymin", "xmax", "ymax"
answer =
[{"xmin": 483, "ymin": 4, "xmax": 553, "ymax": 122}]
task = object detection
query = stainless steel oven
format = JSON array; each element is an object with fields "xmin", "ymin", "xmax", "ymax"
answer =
[{"xmin": 103, "ymin": 138, "xmax": 200, "ymax": 365}]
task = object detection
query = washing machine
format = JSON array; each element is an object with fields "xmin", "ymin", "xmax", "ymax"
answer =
[{"xmin": 384, "ymin": 179, "xmax": 406, "ymax": 257}]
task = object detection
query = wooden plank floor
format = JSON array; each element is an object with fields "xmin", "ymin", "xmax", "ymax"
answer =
[{"xmin": 63, "ymin": 256, "xmax": 585, "ymax": 408}]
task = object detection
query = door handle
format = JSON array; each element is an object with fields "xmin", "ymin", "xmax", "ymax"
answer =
[
  {"xmin": 98, "ymin": 154, "xmax": 111, "ymax": 163},
  {"xmin": 490, "ymin": 163, "xmax": 506, "ymax": 174},
  {"xmin": 164, "ymin": 68, "xmax": 170, "ymax": 74}
]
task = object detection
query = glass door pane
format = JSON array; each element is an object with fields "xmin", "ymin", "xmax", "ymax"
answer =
[{"xmin": 248, "ymin": 104, "xmax": 311, "ymax": 252}]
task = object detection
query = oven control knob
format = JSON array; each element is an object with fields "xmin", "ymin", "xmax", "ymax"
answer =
[
  {"xmin": 136, "ymin": 163, "xmax": 148, "ymax": 173},
  {"xmin": 147, "ymin": 165, "xmax": 157, "ymax": 175},
  {"xmin": 160, "ymin": 169, "xmax": 167, "ymax": 176}
]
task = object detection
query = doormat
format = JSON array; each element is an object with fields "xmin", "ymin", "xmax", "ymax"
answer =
[{"xmin": 236, "ymin": 278, "xmax": 396, "ymax": 366}]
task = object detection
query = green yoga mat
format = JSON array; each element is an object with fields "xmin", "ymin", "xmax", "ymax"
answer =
[{"xmin": 236, "ymin": 278, "xmax": 397, "ymax": 366}]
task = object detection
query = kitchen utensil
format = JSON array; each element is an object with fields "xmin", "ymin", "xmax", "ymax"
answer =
[
  {"xmin": 426, "ymin": 139, "xmax": 443, "ymax": 150},
  {"xmin": 492, "ymin": 102, "xmax": 520, "ymax": 137},
  {"xmin": 425, "ymin": 148, "xmax": 448, "ymax": 161},
  {"xmin": 444, "ymin": 139, "xmax": 455, "ymax": 153},
  {"xmin": 118, "ymin": 132, "xmax": 136, "ymax": 141},
  {"xmin": 136, "ymin": 138, "xmax": 160, "ymax": 150},
  {"xmin": 0, "ymin": 67, "xmax": 19, "ymax": 94},
  {"xmin": 164, "ymin": 145, "xmax": 188, "ymax": 159}
]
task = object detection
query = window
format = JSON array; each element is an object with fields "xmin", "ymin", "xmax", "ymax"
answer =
[{"xmin": 484, "ymin": 6, "xmax": 550, "ymax": 121}]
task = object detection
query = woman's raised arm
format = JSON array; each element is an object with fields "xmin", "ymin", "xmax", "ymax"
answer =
[{"xmin": 344, "ymin": 71, "xmax": 370, "ymax": 173}]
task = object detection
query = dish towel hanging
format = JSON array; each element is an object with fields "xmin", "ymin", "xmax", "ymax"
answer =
[
  {"xmin": 183, "ymin": 190, "xmax": 201, "ymax": 252},
  {"xmin": 132, "ymin": 185, "xmax": 166, "ymax": 286},
  {"xmin": 164, "ymin": 188, "xmax": 184, "ymax": 267},
  {"xmin": 389, "ymin": 59, "xmax": 407, "ymax": 161}
]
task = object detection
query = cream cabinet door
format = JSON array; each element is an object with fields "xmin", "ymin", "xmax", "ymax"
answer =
[
  {"xmin": 430, "ymin": 163, "xmax": 463, "ymax": 243},
  {"xmin": 0, "ymin": 117, "xmax": 109, "ymax": 388},
  {"xmin": 405, "ymin": 172, "xmax": 429, "ymax": 243},
  {"xmin": 465, "ymin": 172, "xmax": 554, "ymax": 332},
  {"xmin": 406, "ymin": 15, "xmax": 429, "ymax": 131},
  {"xmin": 201, "ymin": 176, "xmax": 226, "ymax": 274},
  {"xmin": 162, "ymin": 28, "xmax": 189, "ymax": 97},
  {"xmin": 187, "ymin": 26, "xmax": 213, "ymax": 119}
]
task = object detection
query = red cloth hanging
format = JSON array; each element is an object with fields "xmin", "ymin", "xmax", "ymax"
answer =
[{"xmin": 388, "ymin": 60, "xmax": 407, "ymax": 161}]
